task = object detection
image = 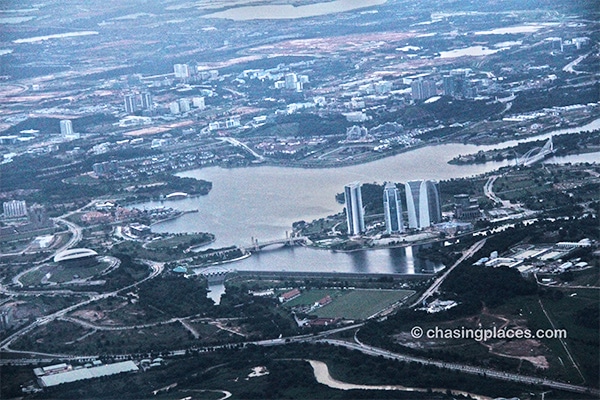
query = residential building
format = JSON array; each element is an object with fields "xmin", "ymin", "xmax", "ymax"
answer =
[
  {"xmin": 411, "ymin": 78, "xmax": 437, "ymax": 100},
  {"xmin": 284, "ymin": 73, "xmax": 299, "ymax": 90},
  {"xmin": 169, "ymin": 101, "xmax": 180, "ymax": 115},
  {"xmin": 140, "ymin": 92, "xmax": 153, "ymax": 110},
  {"xmin": 345, "ymin": 182, "xmax": 365, "ymax": 235},
  {"xmin": 174, "ymin": 63, "xmax": 190, "ymax": 79},
  {"xmin": 124, "ymin": 94, "xmax": 137, "ymax": 114},
  {"xmin": 179, "ymin": 98, "xmax": 191, "ymax": 113},
  {"xmin": 192, "ymin": 96, "xmax": 205, "ymax": 109},
  {"xmin": 3, "ymin": 200, "xmax": 27, "ymax": 218}
]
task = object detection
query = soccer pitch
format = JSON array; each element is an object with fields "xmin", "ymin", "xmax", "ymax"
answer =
[{"xmin": 311, "ymin": 289, "xmax": 415, "ymax": 320}]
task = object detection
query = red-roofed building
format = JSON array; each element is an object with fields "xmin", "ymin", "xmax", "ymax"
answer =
[
  {"xmin": 279, "ymin": 288, "xmax": 301, "ymax": 303},
  {"xmin": 317, "ymin": 295, "xmax": 332, "ymax": 307}
]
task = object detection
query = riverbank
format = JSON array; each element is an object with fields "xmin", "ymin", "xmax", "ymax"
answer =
[
  {"xmin": 150, "ymin": 209, "xmax": 198, "ymax": 226},
  {"xmin": 448, "ymin": 128, "xmax": 600, "ymax": 165},
  {"xmin": 307, "ymin": 359, "xmax": 493, "ymax": 400}
]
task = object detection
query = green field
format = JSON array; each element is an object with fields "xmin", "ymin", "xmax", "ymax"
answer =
[
  {"xmin": 311, "ymin": 289, "xmax": 415, "ymax": 320},
  {"xmin": 283, "ymin": 289, "xmax": 342, "ymax": 307}
]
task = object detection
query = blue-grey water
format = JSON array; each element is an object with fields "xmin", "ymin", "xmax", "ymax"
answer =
[{"xmin": 137, "ymin": 119, "xmax": 600, "ymax": 275}]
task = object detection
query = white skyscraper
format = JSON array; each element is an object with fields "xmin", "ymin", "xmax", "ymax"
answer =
[
  {"xmin": 344, "ymin": 182, "xmax": 365, "ymax": 236},
  {"xmin": 60, "ymin": 120, "xmax": 73, "ymax": 136},
  {"xmin": 383, "ymin": 183, "xmax": 404, "ymax": 234},
  {"xmin": 405, "ymin": 180, "xmax": 441, "ymax": 229}
]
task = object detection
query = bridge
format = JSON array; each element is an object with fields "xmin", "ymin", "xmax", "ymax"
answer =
[
  {"xmin": 248, "ymin": 235, "xmax": 309, "ymax": 252},
  {"xmin": 218, "ymin": 137, "xmax": 265, "ymax": 162},
  {"xmin": 194, "ymin": 266, "xmax": 233, "ymax": 283},
  {"xmin": 516, "ymin": 136, "xmax": 555, "ymax": 167}
]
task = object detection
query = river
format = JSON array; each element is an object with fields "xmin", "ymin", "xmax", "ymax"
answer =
[
  {"xmin": 139, "ymin": 118, "xmax": 600, "ymax": 277},
  {"xmin": 201, "ymin": 0, "xmax": 387, "ymax": 21}
]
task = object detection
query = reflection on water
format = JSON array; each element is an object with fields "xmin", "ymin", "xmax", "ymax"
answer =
[{"xmin": 229, "ymin": 244, "xmax": 444, "ymax": 275}]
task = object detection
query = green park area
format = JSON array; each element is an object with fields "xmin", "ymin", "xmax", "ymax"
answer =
[
  {"xmin": 19, "ymin": 260, "xmax": 111, "ymax": 286},
  {"xmin": 145, "ymin": 233, "xmax": 214, "ymax": 251}
]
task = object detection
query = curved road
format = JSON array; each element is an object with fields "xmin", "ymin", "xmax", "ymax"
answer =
[{"xmin": 319, "ymin": 339, "xmax": 599, "ymax": 397}]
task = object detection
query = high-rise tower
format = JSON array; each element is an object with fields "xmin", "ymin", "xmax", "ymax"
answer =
[
  {"xmin": 383, "ymin": 183, "xmax": 404, "ymax": 234},
  {"xmin": 344, "ymin": 182, "xmax": 365, "ymax": 236},
  {"xmin": 405, "ymin": 180, "xmax": 441, "ymax": 229},
  {"xmin": 60, "ymin": 120, "xmax": 73, "ymax": 136}
]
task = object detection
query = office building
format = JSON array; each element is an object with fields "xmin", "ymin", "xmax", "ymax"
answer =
[
  {"xmin": 383, "ymin": 183, "xmax": 404, "ymax": 234},
  {"xmin": 344, "ymin": 182, "xmax": 365, "ymax": 235},
  {"xmin": 124, "ymin": 94, "xmax": 137, "ymax": 114},
  {"xmin": 411, "ymin": 79, "xmax": 437, "ymax": 100},
  {"xmin": 454, "ymin": 194, "xmax": 481, "ymax": 220},
  {"xmin": 405, "ymin": 180, "xmax": 442, "ymax": 229},
  {"xmin": 3, "ymin": 200, "xmax": 27, "ymax": 218},
  {"xmin": 59, "ymin": 120, "xmax": 73, "ymax": 136}
]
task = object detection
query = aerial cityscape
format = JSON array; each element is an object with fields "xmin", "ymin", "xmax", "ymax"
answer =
[{"xmin": 0, "ymin": 0, "xmax": 598, "ymax": 399}]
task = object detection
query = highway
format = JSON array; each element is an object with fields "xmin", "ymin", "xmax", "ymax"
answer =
[
  {"xmin": 319, "ymin": 339, "xmax": 599, "ymax": 397},
  {"xmin": 4, "ymin": 315, "xmax": 598, "ymax": 397},
  {"xmin": 409, "ymin": 238, "xmax": 486, "ymax": 307},
  {"xmin": 0, "ymin": 260, "xmax": 164, "ymax": 353}
]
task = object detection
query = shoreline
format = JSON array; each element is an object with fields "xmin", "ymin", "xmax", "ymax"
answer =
[
  {"xmin": 177, "ymin": 116, "xmax": 600, "ymax": 173},
  {"xmin": 149, "ymin": 209, "xmax": 198, "ymax": 226}
]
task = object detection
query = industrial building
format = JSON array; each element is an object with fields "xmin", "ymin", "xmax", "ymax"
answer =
[{"xmin": 35, "ymin": 361, "xmax": 139, "ymax": 388}]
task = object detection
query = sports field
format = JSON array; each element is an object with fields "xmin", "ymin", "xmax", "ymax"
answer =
[{"xmin": 311, "ymin": 289, "xmax": 415, "ymax": 320}]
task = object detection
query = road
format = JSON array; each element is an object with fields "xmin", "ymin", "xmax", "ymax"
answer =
[
  {"xmin": 0, "ymin": 260, "xmax": 164, "ymax": 353},
  {"xmin": 409, "ymin": 238, "xmax": 486, "ymax": 307},
  {"xmin": 483, "ymin": 175, "xmax": 513, "ymax": 208},
  {"xmin": 4, "ymin": 317, "xmax": 598, "ymax": 397},
  {"xmin": 319, "ymin": 339, "xmax": 599, "ymax": 397},
  {"xmin": 563, "ymin": 52, "xmax": 590, "ymax": 74},
  {"xmin": 538, "ymin": 298, "xmax": 585, "ymax": 383}
]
